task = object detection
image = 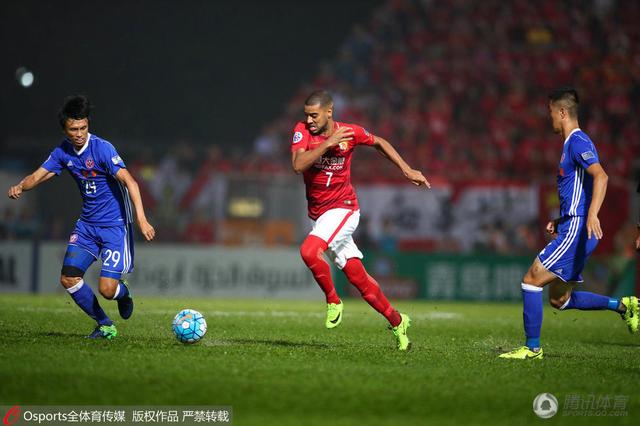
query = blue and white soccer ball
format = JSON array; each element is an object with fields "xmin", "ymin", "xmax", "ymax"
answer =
[{"xmin": 172, "ymin": 309, "xmax": 207, "ymax": 344}]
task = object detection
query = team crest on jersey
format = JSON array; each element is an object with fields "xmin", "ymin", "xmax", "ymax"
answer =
[
  {"xmin": 292, "ymin": 131, "xmax": 303, "ymax": 144},
  {"xmin": 69, "ymin": 234, "xmax": 78, "ymax": 243},
  {"xmin": 339, "ymin": 141, "xmax": 349, "ymax": 151},
  {"xmin": 85, "ymin": 157, "xmax": 94, "ymax": 169}
]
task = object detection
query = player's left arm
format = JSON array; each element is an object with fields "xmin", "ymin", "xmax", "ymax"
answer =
[
  {"xmin": 372, "ymin": 136, "xmax": 431, "ymax": 188},
  {"xmin": 115, "ymin": 168, "xmax": 155, "ymax": 241},
  {"xmin": 585, "ymin": 162, "xmax": 608, "ymax": 240}
]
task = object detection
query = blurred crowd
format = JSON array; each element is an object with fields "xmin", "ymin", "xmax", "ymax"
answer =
[
  {"xmin": 256, "ymin": 0, "xmax": 640, "ymax": 184},
  {"xmin": 3, "ymin": 0, "xmax": 640, "ymax": 257}
]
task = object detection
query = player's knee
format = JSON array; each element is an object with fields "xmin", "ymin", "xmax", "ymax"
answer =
[
  {"xmin": 60, "ymin": 275, "xmax": 82, "ymax": 289},
  {"xmin": 98, "ymin": 285, "xmax": 116, "ymax": 299},
  {"xmin": 98, "ymin": 279, "xmax": 118, "ymax": 299},
  {"xmin": 549, "ymin": 294, "xmax": 570, "ymax": 310},
  {"xmin": 300, "ymin": 236, "xmax": 326, "ymax": 265}
]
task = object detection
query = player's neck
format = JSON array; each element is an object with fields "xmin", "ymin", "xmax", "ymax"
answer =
[
  {"xmin": 321, "ymin": 120, "xmax": 335, "ymax": 137},
  {"xmin": 561, "ymin": 122, "xmax": 580, "ymax": 141}
]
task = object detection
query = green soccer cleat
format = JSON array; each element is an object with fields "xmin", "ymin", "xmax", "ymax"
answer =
[
  {"xmin": 391, "ymin": 313, "xmax": 411, "ymax": 351},
  {"xmin": 498, "ymin": 346, "xmax": 544, "ymax": 360},
  {"xmin": 86, "ymin": 324, "xmax": 118, "ymax": 340},
  {"xmin": 620, "ymin": 296, "xmax": 639, "ymax": 334},
  {"xmin": 325, "ymin": 302, "xmax": 343, "ymax": 329}
]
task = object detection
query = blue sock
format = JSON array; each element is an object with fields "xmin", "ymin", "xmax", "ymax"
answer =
[
  {"xmin": 112, "ymin": 281, "xmax": 129, "ymax": 300},
  {"xmin": 521, "ymin": 283, "xmax": 543, "ymax": 350},
  {"xmin": 561, "ymin": 292, "xmax": 619, "ymax": 311},
  {"xmin": 67, "ymin": 280, "xmax": 112, "ymax": 326}
]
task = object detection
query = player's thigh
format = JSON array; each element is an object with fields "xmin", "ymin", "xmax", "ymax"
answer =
[
  {"xmin": 523, "ymin": 256, "xmax": 558, "ymax": 287},
  {"xmin": 99, "ymin": 224, "xmax": 134, "ymax": 280},
  {"xmin": 327, "ymin": 236, "xmax": 363, "ymax": 269},
  {"xmin": 61, "ymin": 222, "xmax": 100, "ymax": 282},
  {"xmin": 309, "ymin": 208, "xmax": 360, "ymax": 249}
]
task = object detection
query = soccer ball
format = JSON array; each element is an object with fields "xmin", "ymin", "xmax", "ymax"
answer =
[{"xmin": 172, "ymin": 309, "xmax": 207, "ymax": 344}]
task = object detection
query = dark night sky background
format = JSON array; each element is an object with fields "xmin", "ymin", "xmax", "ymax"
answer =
[{"xmin": 1, "ymin": 0, "xmax": 382, "ymax": 158}]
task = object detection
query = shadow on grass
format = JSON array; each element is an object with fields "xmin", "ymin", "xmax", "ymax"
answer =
[
  {"xmin": 582, "ymin": 341, "xmax": 640, "ymax": 348},
  {"xmin": 225, "ymin": 338, "xmax": 330, "ymax": 349}
]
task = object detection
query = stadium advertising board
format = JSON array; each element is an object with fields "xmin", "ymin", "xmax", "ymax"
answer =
[
  {"xmin": 38, "ymin": 243, "xmax": 318, "ymax": 298},
  {"xmin": 0, "ymin": 241, "xmax": 32, "ymax": 293},
  {"xmin": 340, "ymin": 252, "xmax": 531, "ymax": 301}
]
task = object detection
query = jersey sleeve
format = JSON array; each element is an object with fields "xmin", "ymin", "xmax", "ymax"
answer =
[
  {"xmin": 290, "ymin": 122, "xmax": 309, "ymax": 152},
  {"xmin": 570, "ymin": 136, "xmax": 599, "ymax": 169},
  {"xmin": 41, "ymin": 147, "xmax": 65, "ymax": 175},
  {"xmin": 351, "ymin": 124, "xmax": 375, "ymax": 146},
  {"xmin": 100, "ymin": 141, "xmax": 127, "ymax": 176}
]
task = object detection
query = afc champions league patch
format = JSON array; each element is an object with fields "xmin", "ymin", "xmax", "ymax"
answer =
[
  {"xmin": 69, "ymin": 234, "xmax": 78, "ymax": 243},
  {"xmin": 292, "ymin": 131, "xmax": 303, "ymax": 144},
  {"xmin": 85, "ymin": 157, "xmax": 95, "ymax": 169},
  {"xmin": 581, "ymin": 151, "xmax": 595, "ymax": 161}
]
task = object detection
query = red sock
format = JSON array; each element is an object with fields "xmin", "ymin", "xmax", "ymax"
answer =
[
  {"xmin": 300, "ymin": 235, "xmax": 340, "ymax": 304},
  {"xmin": 342, "ymin": 258, "xmax": 401, "ymax": 327}
]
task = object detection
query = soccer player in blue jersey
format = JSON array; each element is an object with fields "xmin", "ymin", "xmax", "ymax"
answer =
[
  {"xmin": 500, "ymin": 87, "xmax": 638, "ymax": 360},
  {"xmin": 7, "ymin": 95, "xmax": 155, "ymax": 339}
]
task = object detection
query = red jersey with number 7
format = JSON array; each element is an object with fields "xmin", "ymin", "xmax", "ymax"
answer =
[{"xmin": 291, "ymin": 121, "xmax": 375, "ymax": 220}]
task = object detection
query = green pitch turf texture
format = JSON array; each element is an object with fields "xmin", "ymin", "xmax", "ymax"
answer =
[{"xmin": 0, "ymin": 294, "xmax": 638, "ymax": 425}]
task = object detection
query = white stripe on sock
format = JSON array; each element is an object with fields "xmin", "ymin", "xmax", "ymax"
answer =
[
  {"xmin": 67, "ymin": 279, "xmax": 85, "ymax": 294},
  {"xmin": 521, "ymin": 283, "xmax": 543, "ymax": 293},
  {"xmin": 112, "ymin": 283, "xmax": 121, "ymax": 300}
]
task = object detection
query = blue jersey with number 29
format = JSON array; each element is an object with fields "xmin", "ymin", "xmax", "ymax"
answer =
[{"xmin": 42, "ymin": 133, "xmax": 133, "ymax": 226}]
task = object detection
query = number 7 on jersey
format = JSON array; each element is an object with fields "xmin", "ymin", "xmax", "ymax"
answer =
[{"xmin": 324, "ymin": 171, "xmax": 333, "ymax": 187}]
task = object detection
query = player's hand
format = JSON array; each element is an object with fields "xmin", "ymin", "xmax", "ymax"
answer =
[
  {"xmin": 138, "ymin": 220, "xmax": 155, "ymax": 241},
  {"xmin": 635, "ymin": 228, "xmax": 640, "ymax": 252},
  {"xmin": 404, "ymin": 169, "xmax": 431, "ymax": 188},
  {"xmin": 7, "ymin": 184, "xmax": 23, "ymax": 199},
  {"xmin": 545, "ymin": 220, "xmax": 557, "ymax": 235},
  {"xmin": 586, "ymin": 214, "xmax": 603, "ymax": 240},
  {"xmin": 325, "ymin": 127, "xmax": 354, "ymax": 148}
]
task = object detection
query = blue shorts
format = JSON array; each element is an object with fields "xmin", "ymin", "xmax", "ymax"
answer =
[
  {"xmin": 537, "ymin": 216, "xmax": 598, "ymax": 282},
  {"xmin": 63, "ymin": 220, "xmax": 135, "ymax": 279}
]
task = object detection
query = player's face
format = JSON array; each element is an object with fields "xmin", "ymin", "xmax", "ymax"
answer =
[
  {"xmin": 304, "ymin": 103, "xmax": 332, "ymax": 135},
  {"xmin": 548, "ymin": 101, "xmax": 563, "ymax": 134},
  {"xmin": 63, "ymin": 118, "xmax": 89, "ymax": 148}
]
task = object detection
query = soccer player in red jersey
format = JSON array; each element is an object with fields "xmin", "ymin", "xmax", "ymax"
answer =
[{"xmin": 291, "ymin": 90, "xmax": 430, "ymax": 350}]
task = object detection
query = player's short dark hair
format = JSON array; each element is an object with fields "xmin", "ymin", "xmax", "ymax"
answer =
[
  {"xmin": 305, "ymin": 90, "xmax": 333, "ymax": 108},
  {"xmin": 58, "ymin": 95, "xmax": 91, "ymax": 129},
  {"xmin": 548, "ymin": 86, "xmax": 579, "ymax": 118}
]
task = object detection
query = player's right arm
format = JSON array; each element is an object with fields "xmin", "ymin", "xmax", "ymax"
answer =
[
  {"xmin": 291, "ymin": 127, "xmax": 354, "ymax": 174},
  {"xmin": 7, "ymin": 167, "xmax": 56, "ymax": 199}
]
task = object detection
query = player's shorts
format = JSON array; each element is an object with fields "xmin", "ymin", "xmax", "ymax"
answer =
[
  {"xmin": 310, "ymin": 208, "xmax": 363, "ymax": 269},
  {"xmin": 537, "ymin": 216, "xmax": 599, "ymax": 282},
  {"xmin": 62, "ymin": 220, "xmax": 135, "ymax": 279}
]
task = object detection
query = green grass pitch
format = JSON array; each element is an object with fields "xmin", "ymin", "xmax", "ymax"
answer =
[{"xmin": 0, "ymin": 294, "xmax": 637, "ymax": 425}]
